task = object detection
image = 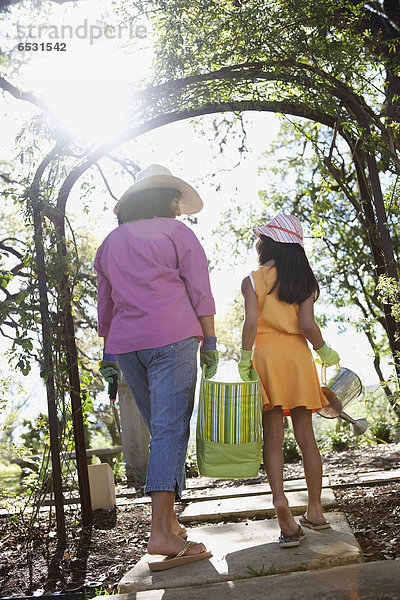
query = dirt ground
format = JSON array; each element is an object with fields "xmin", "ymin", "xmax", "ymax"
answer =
[{"xmin": 0, "ymin": 442, "xmax": 399, "ymax": 597}]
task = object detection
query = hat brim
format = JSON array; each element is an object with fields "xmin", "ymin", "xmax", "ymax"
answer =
[{"xmin": 114, "ymin": 174, "xmax": 203, "ymax": 216}]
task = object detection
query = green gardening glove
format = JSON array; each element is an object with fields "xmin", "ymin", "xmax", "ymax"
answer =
[
  {"xmin": 238, "ymin": 349, "xmax": 259, "ymax": 381},
  {"xmin": 99, "ymin": 360, "xmax": 122, "ymax": 395},
  {"xmin": 314, "ymin": 343, "xmax": 340, "ymax": 367},
  {"xmin": 200, "ymin": 350, "xmax": 219, "ymax": 379}
]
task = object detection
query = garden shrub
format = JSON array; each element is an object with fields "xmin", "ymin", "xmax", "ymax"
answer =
[
  {"xmin": 370, "ymin": 421, "xmax": 393, "ymax": 444},
  {"xmin": 320, "ymin": 429, "xmax": 353, "ymax": 452},
  {"xmin": 185, "ymin": 443, "xmax": 199, "ymax": 477},
  {"xmin": 283, "ymin": 431, "xmax": 301, "ymax": 463}
]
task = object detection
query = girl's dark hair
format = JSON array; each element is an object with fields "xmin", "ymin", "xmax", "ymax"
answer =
[
  {"xmin": 117, "ymin": 187, "xmax": 181, "ymax": 224},
  {"xmin": 256, "ymin": 235, "xmax": 320, "ymax": 304}
]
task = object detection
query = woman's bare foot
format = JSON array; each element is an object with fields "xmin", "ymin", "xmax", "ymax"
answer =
[
  {"xmin": 147, "ymin": 532, "xmax": 206, "ymax": 558},
  {"xmin": 171, "ymin": 511, "xmax": 186, "ymax": 537},
  {"xmin": 274, "ymin": 498, "xmax": 299, "ymax": 537}
]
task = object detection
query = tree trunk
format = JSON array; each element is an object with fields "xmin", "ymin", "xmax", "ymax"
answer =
[
  {"xmin": 32, "ymin": 204, "xmax": 66, "ymax": 542},
  {"xmin": 353, "ymin": 145, "xmax": 400, "ymax": 394}
]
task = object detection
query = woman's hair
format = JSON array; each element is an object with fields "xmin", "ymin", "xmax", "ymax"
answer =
[
  {"xmin": 117, "ymin": 187, "xmax": 181, "ymax": 224},
  {"xmin": 256, "ymin": 235, "xmax": 320, "ymax": 304}
]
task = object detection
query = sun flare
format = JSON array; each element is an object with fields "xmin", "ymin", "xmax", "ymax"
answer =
[
  {"xmin": 29, "ymin": 46, "xmax": 135, "ymax": 141},
  {"xmin": 16, "ymin": 1, "xmax": 152, "ymax": 143}
]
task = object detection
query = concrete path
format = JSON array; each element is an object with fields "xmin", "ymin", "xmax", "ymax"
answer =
[
  {"xmin": 9, "ymin": 468, "xmax": 396, "ymax": 516},
  {"xmin": 182, "ymin": 475, "xmax": 330, "ymax": 500},
  {"xmin": 357, "ymin": 468, "xmax": 400, "ymax": 482},
  {"xmin": 115, "ymin": 467, "xmax": 400, "ymax": 507},
  {"xmin": 17, "ymin": 468, "xmax": 397, "ymax": 515},
  {"xmin": 119, "ymin": 512, "xmax": 361, "ymax": 593},
  {"xmin": 116, "ymin": 468, "xmax": 400, "ymax": 599},
  {"xmin": 114, "ymin": 560, "xmax": 400, "ymax": 599},
  {"xmin": 179, "ymin": 488, "xmax": 337, "ymax": 522},
  {"xmin": 117, "ymin": 476, "xmax": 331, "ymax": 506}
]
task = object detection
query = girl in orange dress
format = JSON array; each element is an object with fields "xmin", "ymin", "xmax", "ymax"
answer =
[{"xmin": 238, "ymin": 214, "xmax": 340, "ymax": 547}]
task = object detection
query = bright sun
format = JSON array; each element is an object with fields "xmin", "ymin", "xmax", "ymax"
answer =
[
  {"xmin": 19, "ymin": 2, "xmax": 151, "ymax": 142},
  {"xmin": 36, "ymin": 48, "xmax": 132, "ymax": 140}
]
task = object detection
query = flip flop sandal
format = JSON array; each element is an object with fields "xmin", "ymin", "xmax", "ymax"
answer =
[
  {"xmin": 299, "ymin": 513, "xmax": 331, "ymax": 530},
  {"xmin": 149, "ymin": 541, "xmax": 212, "ymax": 571},
  {"xmin": 279, "ymin": 525, "xmax": 306, "ymax": 548},
  {"xmin": 177, "ymin": 525, "xmax": 188, "ymax": 539}
]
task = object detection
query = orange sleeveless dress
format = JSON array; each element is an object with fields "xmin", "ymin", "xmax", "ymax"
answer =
[{"xmin": 251, "ymin": 267, "xmax": 328, "ymax": 416}]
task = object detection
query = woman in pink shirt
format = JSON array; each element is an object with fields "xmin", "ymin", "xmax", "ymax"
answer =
[{"xmin": 95, "ymin": 165, "xmax": 217, "ymax": 570}]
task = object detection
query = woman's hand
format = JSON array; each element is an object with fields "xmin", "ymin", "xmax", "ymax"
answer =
[
  {"xmin": 99, "ymin": 356, "xmax": 122, "ymax": 395},
  {"xmin": 200, "ymin": 349, "xmax": 219, "ymax": 378},
  {"xmin": 200, "ymin": 335, "xmax": 219, "ymax": 378}
]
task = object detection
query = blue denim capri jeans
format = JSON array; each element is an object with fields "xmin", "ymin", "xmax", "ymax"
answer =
[{"xmin": 117, "ymin": 336, "xmax": 198, "ymax": 499}]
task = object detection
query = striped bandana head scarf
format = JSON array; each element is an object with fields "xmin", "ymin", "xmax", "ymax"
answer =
[{"xmin": 253, "ymin": 214, "xmax": 304, "ymax": 248}]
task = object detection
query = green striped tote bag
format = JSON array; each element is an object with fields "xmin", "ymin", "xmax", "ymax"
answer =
[{"xmin": 196, "ymin": 367, "xmax": 263, "ymax": 478}]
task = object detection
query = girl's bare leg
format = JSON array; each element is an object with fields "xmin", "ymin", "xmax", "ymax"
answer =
[
  {"xmin": 263, "ymin": 407, "xmax": 299, "ymax": 537},
  {"xmin": 291, "ymin": 407, "xmax": 325, "ymax": 524}
]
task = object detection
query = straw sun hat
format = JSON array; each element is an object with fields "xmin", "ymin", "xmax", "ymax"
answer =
[
  {"xmin": 253, "ymin": 214, "xmax": 304, "ymax": 248},
  {"xmin": 113, "ymin": 164, "xmax": 203, "ymax": 216}
]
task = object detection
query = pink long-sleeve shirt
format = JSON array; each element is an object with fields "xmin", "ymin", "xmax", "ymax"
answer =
[{"xmin": 94, "ymin": 217, "xmax": 216, "ymax": 354}]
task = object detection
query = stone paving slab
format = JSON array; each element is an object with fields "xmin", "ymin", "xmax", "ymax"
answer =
[
  {"xmin": 119, "ymin": 511, "xmax": 361, "ymax": 593},
  {"xmin": 358, "ymin": 468, "xmax": 400, "ymax": 482},
  {"xmin": 108, "ymin": 469, "xmax": 400, "ymax": 508},
  {"xmin": 116, "ymin": 476, "xmax": 330, "ymax": 507},
  {"xmin": 329, "ymin": 468, "xmax": 400, "ymax": 488},
  {"xmin": 114, "ymin": 560, "xmax": 400, "ymax": 599},
  {"xmin": 179, "ymin": 487, "xmax": 337, "ymax": 522},
  {"xmin": 117, "ymin": 467, "xmax": 400, "ymax": 508},
  {"xmin": 182, "ymin": 476, "xmax": 330, "ymax": 500},
  {"xmin": 3, "ymin": 469, "xmax": 398, "ymax": 517}
]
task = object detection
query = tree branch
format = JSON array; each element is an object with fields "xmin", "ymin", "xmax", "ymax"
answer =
[
  {"xmin": 0, "ymin": 326, "xmax": 16, "ymax": 341},
  {"xmin": 95, "ymin": 164, "xmax": 119, "ymax": 202},
  {"xmin": 0, "ymin": 76, "xmax": 43, "ymax": 109},
  {"xmin": 55, "ymin": 98, "xmax": 338, "ymax": 223},
  {"xmin": 0, "ymin": 239, "xmax": 25, "ymax": 259},
  {"xmin": 106, "ymin": 155, "xmax": 141, "ymax": 178},
  {"xmin": 0, "ymin": 172, "xmax": 21, "ymax": 185},
  {"xmin": 322, "ymin": 155, "xmax": 366, "ymax": 227}
]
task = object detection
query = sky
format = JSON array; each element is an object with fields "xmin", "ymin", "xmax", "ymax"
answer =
[{"xmin": 0, "ymin": 0, "xmax": 394, "ymax": 428}]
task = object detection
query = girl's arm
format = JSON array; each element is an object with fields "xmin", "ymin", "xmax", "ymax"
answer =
[
  {"xmin": 300, "ymin": 294, "xmax": 340, "ymax": 366},
  {"xmin": 299, "ymin": 293, "xmax": 324, "ymax": 349},
  {"xmin": 241, "ymin": 276, "xmax": 258, "ymax": 350}
]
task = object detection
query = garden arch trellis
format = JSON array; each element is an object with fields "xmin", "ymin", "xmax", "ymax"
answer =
[{"xmin": 29, "ymin": 59, "xmax": 400, "ymax": 539}]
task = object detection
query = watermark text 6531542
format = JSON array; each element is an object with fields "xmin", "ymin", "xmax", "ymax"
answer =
[{"xmin": 18, "ymin": 42, "xmax": 66, "ymax": 51}]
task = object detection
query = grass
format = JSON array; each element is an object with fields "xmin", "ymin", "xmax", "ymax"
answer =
[
  {"xmin": 245, "ymin": 562, "xmax": 276, "ymax": 577},
  {"xmin": 0, "ymin": 462, "xmax": 22, "ymax": 495}
]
